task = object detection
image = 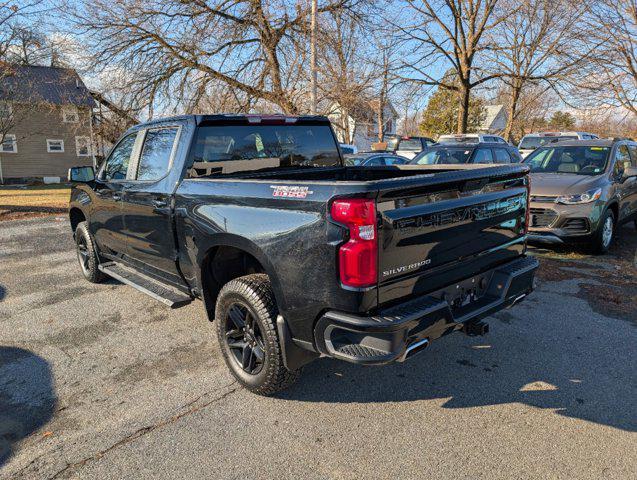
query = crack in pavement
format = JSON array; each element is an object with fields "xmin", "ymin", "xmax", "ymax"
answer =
[{"xmin": 40, "ymin": 381, "xmax": 239, "ymax": 480}]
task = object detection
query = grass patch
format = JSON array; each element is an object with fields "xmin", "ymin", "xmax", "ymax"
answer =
[{"xmin": 0, "ymin": 184, "xmax": 70, "ymax": 221}]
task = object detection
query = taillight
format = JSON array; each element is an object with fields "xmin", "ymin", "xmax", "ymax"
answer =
[{"xmin": 331, "ymin": 198, "xmax": 378, "ymax": 288}]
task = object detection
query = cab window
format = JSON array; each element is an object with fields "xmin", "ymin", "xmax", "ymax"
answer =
[{"xmin": 101, "ymin": 133, "xmax": 137, "ymax": 181}]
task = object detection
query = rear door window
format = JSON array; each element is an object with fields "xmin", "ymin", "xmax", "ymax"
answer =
[
  {"xmin": 472, "ymin": 148, "xmax": 494, "ymax": 164},
  {"xmin": 493, "ymin": 148, "xmax": 511, "ymax": 163},
  {"xmin": 136, "ymin": 127, "xmax": 179, "ymax": 180},
  {"xmin": 365, "ymin": 156, "xmax": 385, "ymax": 166}
]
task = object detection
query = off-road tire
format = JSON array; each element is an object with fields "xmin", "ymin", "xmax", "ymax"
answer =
[
  {"xmin": 75, "ymin": 221, "xmax": 105, "ymax": 283},
  {"xmin": 215, "ymin": 274, "xmax": 300, "ymax": 395},
  {"xmin": 591, "ymin": 209, "xmax": 615, "ymax": 255}
]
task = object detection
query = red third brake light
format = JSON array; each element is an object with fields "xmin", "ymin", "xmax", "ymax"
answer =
[{"xmin": 331, "ymin": 198, "xmax": 378, "ymax": 288}]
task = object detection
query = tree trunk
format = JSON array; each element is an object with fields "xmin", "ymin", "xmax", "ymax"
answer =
[
  {"xmin": 503, "ymin": 80, "xmax": 522, "ymax": 142},
  {"xmin": 377, "ymin": 100, "xmax": 385, "ymax": 143},
  {"xmin": 457, "ymin": 81, "xmax": 470, "ymax": 133}
]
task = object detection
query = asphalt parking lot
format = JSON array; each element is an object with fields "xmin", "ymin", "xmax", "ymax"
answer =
[{"xmin": 1, "ymin": 216, "xmax": 636, "ymax": 479}]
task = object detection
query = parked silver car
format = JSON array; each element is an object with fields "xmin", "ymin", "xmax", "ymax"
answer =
[{"xmin": 524, "ymin": 138, "xmax": 637, "ymax": 253}]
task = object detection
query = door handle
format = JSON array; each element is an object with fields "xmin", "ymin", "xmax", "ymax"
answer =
[{"xmin": 152, "ymin": 199, "xmax": 168, "ymax": 208}]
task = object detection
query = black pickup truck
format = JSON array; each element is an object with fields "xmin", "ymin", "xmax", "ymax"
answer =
[{"xmin": 68, "ymin": 114, "xmax": 538, "ymax": 395}]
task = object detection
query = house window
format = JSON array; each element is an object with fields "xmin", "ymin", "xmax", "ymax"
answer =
[
  {"xmin": 1, "ymin": 134, "xmax": 17, "ymax": 153},
  {"xmin": 75, "ymin": 136, "xmax": 91, "ymax": 156},
  {"xmin": 0, "ymin": 102, "xmax": 12, "ymax": 119},
  {"xmin": 47, "ymin": 139, "xmax": 65, "ymax": 153},
  {"xmin": 62, "ymin": 107, "xmax": 79, "ymax": 123}
]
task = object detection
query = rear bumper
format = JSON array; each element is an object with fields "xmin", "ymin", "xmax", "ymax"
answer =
[{"xmin": 313, "ymin": 255, "xmax": 539, "ymax": 365}]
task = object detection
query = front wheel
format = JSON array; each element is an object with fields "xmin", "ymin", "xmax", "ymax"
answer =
[
  {"xmin": 591, "ymin": 210, "xmax": 615, "ymax": 255},
  {"xmin": 75, "ymin": 221, "xmax": 105, "ymax": 283},
  {"xmin": 215, "ymin": 274, "xmax": 300, "ymax": 395}
]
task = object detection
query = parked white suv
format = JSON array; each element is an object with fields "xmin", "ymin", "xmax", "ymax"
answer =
[
  {"xmin": 438, "ymin": 133, "xmax": 509, "ymax": 144},
  {"xmin": 518, "ymin": 132, "xmax": 599, "ymax": 158}
]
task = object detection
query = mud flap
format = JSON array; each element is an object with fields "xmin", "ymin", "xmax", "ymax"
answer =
[{"xmin": 276, "ymin": 315, "xmax": 319, "ymax": 371}]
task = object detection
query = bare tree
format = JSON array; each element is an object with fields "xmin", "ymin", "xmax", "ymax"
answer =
[
  {"xmin": 318, "ymin": 9, "xmax": 375, "ymax": 143},
  {"xmin": 399, "ymin": 0, "xmax": 507, "ymax": 133},
  {"xmin": 66, "ymin": 0, "xmax": 360, "ymax": 117},
  {"xmin": 488, "ymin": 0, "xmax": 586, "ymax": 141},
  {"xmin": 371, "ymin": 34, "xmax": 403, "ymax": 144},
  {"xmin": 584, "ymin": 1, "xmax": 637, "ymax": 117}
]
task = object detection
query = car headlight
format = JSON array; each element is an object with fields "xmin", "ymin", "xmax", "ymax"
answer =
[{"xmin": 556, "ymin": 188, "xmax": 602, "ymax": 205}]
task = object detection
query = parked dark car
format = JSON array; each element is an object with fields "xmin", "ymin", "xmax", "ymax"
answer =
[
  {"xmin": 68, "ymin": 114, "xmax": 537, "ymax": 395},
  {"xmin": 344, "ymin": 152, "xmax": 408, "ymax": 166},
  {"xmin": 409, "ymin": 142, "xmax": 523, "ymax": 165},
  {"xmin": 523, "ymin": 138, "xmax": 637, "ymax": 253}
]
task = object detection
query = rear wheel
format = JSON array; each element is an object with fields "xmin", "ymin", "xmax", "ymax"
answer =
[
  {"xmin": 75, "ymin": 221, "xmax": 105, "ymax": 283},
  {"xmin": 215, "ymin": 274, "xmax": 300, "ymax": 395},
  {"xmin": 591, "ymin": 210, "xmax": 615, "ymax": 254}
]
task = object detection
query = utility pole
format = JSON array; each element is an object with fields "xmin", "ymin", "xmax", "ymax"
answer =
[{"xmin": 310, "ymin": 0, "xmax": 318, "ymax": 115}]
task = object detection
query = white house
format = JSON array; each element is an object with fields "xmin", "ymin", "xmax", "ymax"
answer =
[
  {"xmin": 328, "ymin": 99, "xmax": 398, "ymax": 151},
  {"xmin": 480, "ymin": 104, "xmax": 508, "ymax": 133}
]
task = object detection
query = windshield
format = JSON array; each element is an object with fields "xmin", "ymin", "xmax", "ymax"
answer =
[
  {"xmin": 411, "ymin": 147, "xmax": 472, "ymax": 164},
  {"xmin": 188, "ymin": 124, "xmax": 340, "ymax": 176},
  {"xmin": 523, "ymin": 146, "xmax": 610, "ymax": 175},
  {"xmin": 396, "ymin": 138, "xmax": 423, "ymax": 151},
  {"xmin": 519, "ymin": 136, "xmax": 577, "ymax": 150}
]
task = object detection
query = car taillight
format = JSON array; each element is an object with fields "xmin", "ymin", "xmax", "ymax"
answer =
[{"xmin": 331, "ymin": 198, "xmax": 378, "ymax": 288}]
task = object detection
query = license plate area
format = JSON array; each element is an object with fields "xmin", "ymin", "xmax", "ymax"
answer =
[{"xmin": 433, "ymin": 271, "xmax": 495, "ymax": 313}]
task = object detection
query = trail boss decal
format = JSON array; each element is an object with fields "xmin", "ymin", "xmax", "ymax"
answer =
[{"xmin": 271, "ymin": 185, "xmax": 314, "ymax": 198}]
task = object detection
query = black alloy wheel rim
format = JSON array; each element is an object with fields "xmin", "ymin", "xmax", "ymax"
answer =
[
  {"xmin": 77, "ymin": 235, "xmax": 90, "ymax": 273},
  {"xmin": 224, "ymin": 303, "xmax": 266, "ymax": 375}
]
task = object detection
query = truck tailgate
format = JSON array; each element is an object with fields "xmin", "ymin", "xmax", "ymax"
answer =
[{"xmin": 376, "ymin": 166, "xmax": 529, "ymax": 306}]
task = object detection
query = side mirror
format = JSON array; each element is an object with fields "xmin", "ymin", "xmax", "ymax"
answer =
[
  {"xmin": 623, "ymin": 165, "xmax": 637, "ymax": 181},
  {"xmin": 68, "ymin": 166, "xmax": 95, "ymax": 183}
]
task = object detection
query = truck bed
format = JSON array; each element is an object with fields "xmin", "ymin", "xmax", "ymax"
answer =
[{"xmin": 181, "ymin": 163, "xmax": 529, "ymax": 313}]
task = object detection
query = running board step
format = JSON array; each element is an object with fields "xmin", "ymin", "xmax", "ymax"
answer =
[{"xmin": 98, "ymin": 262, "xmax": 192, "ymax": 308}]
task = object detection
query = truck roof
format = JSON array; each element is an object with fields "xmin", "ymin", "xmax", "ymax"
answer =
[{"xmin": 133, "ymin": 114, "xmax": 331, "ymax": 128}]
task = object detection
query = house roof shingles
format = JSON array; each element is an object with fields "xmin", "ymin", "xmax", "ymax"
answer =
[{"xmin": 0, "ymin": 64, "xmax": 95, "ymax": 107}]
